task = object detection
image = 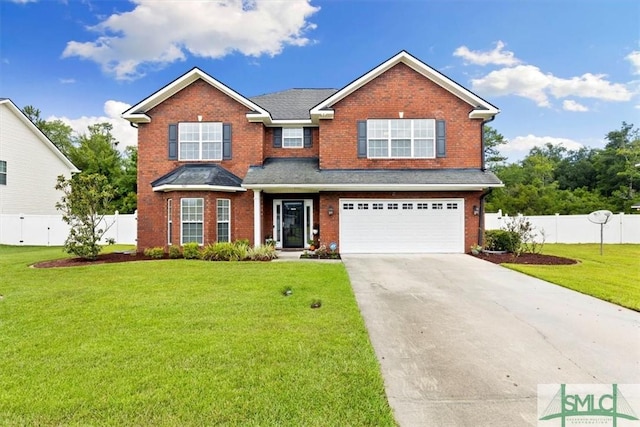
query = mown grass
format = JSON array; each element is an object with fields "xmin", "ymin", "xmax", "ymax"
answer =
[
  {"xmin": 503, "ymin": 244, "xmax": 640, "ymax": 311},
  {"xmin": 0, "ymin": 245, "xmax": 395, "ymax": 426}
]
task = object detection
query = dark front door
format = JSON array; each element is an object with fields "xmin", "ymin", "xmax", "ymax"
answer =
[{"xmin": 283, "ymin": 201, "xmax": 304, "ymax": 248}]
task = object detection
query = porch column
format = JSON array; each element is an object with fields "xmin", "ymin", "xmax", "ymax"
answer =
[{"xmin": 253, "ymin": 189, "xmax": 262, "ymax": 247}]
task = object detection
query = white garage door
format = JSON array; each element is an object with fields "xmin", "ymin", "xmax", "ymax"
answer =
[{"xmin": 339, "ymin": 198, "xmax": 465, "ymax": 253}]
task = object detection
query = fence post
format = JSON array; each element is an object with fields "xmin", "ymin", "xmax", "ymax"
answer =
[
  {"xmin": 555, "ymin": 213, "xmax": 559, "ymax": 244},
  {"xmin": 619, "ymin": 212, "xmax": 624, "ymax": 244}
]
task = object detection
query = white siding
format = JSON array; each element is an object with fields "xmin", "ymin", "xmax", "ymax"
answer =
[{"xmin": 0, "ymin": 101, "xmax": 77, "ymax": 215}]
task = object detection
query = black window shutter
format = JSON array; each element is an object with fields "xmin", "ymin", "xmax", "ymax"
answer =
[
  {"xmin": 273, "ymin": 127, "xmax": 282, "ymax": 148},
  {"xmin": 357, "ymin": 120, "xmax": 367, "ymax": 158},
  {"xmin": 168, "ymin": 124, "xmax": 178, "ymax": 160},
  {"xmin": 303, "ymin": 128, "xmax": 312, "ymax": 148},
  {"xmin": 223, "ymin": 123, "xmax": 232, "ymax": 160},
  {"xmin": 436, "ymin": 120, "xmax": 446, "ymax": 158}
]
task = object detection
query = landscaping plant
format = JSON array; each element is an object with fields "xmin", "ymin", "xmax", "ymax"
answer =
[{"xmin": 55, "ymin": 173, "xmax": 115, "ymax": 260}]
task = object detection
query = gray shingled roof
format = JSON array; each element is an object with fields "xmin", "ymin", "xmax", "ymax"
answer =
[
  {"xmin": 152, "ymin": 164, "xmax": 243, "ymax": 188},
  {"xmin": 249, "ymin": 89, "xmax": 338, "ymax": 120},
  {"xmin": 243, "ymin": 158, "xmax": 503, "ymax": 186}
]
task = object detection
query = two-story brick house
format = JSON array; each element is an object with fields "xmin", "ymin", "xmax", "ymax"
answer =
[{"xmin": 123, "ymin": 51, "xmax": 502, "ymax": 254}]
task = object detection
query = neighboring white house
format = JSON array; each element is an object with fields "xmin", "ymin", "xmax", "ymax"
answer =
[{"xmin": 0, "ymin": 98, "xmax": 79, "ymax": 215}]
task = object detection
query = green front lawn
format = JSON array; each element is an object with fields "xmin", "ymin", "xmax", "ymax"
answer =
[
  {"xmin": 0, "ymin": 246, "xmax": 395, "ymax": 426},
  {"xmin": 503, "ymin": 244, "xmax": 640, "ymax": 311}
]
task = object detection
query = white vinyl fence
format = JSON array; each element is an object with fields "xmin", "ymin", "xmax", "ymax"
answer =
[
  {"xmin": 0, "ymin": 212, "xmax": 137, "ymax": 246},
  {"xmin": 485, "ymin": 211, "xmax": 640, "ymax": 244}
]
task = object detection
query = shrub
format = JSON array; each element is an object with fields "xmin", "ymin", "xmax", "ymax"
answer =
[
  {"xmin": 484, "ymin": 229, "xmax": 521, "ymax": 253},
  {"xmin": 168, "ymin": 246, "xmax": 182, "ymax": 259},
  {"xmin": 202, "ymin": 241, "xmax": 249, "ymax": 261},
  {"xmin": 502, "ymin": 215, "xmax": 545, "ymax": 256},
  {"xmin": 182, "ymin": 242, "xmax": 201, "ymax": 260},
  {"xmin": 248, "ymin": 245, "xmax": 278, "ymax": 261},
  {"xmin": 143, "ymin": 247, "xmax": 165, "ymax": 259}
]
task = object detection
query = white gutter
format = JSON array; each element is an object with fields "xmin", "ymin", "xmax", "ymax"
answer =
[
  {"xmin": 153, "ymin": 184, "xmax": 247, "ymax": 193},
  {"xmin": 242, "ymin": 182, "xmax": 504, "ymax": 193}
]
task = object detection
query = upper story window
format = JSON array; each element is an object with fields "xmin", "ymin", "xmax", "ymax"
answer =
[
  {"xmin": 179, "ymin": 122, "xmax": 222, "ymax": 160},
  {"xmin": 367, "ymin": 119, "xmax": 435, "ymax": 159},
  {"xmin": 0, "ymin": 160, "xmax": 6, "ymax": 185},
  {"xmin": 283, "ymin": 128, "xmax": 303, "ymax": 148}
]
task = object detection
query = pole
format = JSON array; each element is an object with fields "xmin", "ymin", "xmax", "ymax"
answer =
[{"xmin": 600, "ymin": 223, "xmax": 604, "ymax": 255}]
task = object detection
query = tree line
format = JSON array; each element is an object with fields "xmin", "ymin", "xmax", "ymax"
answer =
[
  {"xmin": 484, "ymin": 123, "xmax": 640, "ymax": 215},
  {"xmin": 23, "ymin": 106, "xmax": 137, "ymax": 214}
]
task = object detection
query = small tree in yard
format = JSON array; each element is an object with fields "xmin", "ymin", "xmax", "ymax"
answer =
[{"xmin": 55, "ymin": 174, "xmax": 115, "ymax": 260}]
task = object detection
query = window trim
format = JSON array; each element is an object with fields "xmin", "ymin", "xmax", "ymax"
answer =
[
  {"xmin": 178, "ymin": 122, "xmax": 223, "ymax": 161},
  {"xmin": 282, "ymin": 128, "xmax": 304, "ymax": 148},
  {"xmin": 216, "ymin": 198, "xmax": 231, "ymax": 243},
  {"xmin": 180, "ymin": 198, "xmax": 204, "ymax": 245},
  {"xmin": 366, "ymin": 119, "xmax": 435, "ymax": 159},
  {"xmin": 0, "ymin": 160, "xmax": 6, "ymax": 186}
]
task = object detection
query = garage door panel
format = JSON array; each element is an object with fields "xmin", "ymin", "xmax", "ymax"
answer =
[{"xmin": 339, "ymin": 198, "xmax": 464, "ymax": 253}]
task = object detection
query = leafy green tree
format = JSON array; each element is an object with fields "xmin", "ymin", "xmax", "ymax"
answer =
[
  {"xmin": 114, "ymin": 146, "xmax": 138, "ymax": 214},
  {"xmin": 22, "ymin": 105, "xmax": 76, "ymax": 156},
  {"xmin": 55, "ymin": 174, "xmax": 116, "ymax": 260},
  {"xmin": 484, "ymin": 125, "xmax": 508, "ymax": 170}
]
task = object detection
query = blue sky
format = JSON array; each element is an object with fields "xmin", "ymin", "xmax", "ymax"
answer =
[{"xmin": 1, "ymin": 0, "xmax": 638, "ymax": 161}]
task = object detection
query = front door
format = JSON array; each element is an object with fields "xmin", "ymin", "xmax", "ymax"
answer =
[{"xmin": 282, "ymin": 201, "xmax": 304, "ymax": 248}]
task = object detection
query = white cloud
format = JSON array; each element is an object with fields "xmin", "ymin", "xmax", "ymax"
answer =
[
  {"xmin": 59, "ymin": 78, "xmax": 76, "ymax": 84},
  {"xmin": 62, "ymin": 0, "xmax": 320, "ymax": 80},
  {"xmin": 471, "ymin": 65, "xmax": 632, "ymax": 106},
  {"xmin": 562, "ymin": 99, "xmax": 588, "ymax": 112},
  {"xmin": 471, "ymin": 65, "xmax": 552, "ymax": 106},
  {"xmin": 8, "ymin": 0, "xmax": 37, "ymax": 3},
  {"xmin": 502, "ymin": 134, "xmax": 583, "ymax": 153},
  {"xmin": 48, "ymin": 100, "xmax": 137, "ymax": 150},
  {"xmin": 453, "ymin": 40, "xmax": 521, "ymax": 66},
  {"xmin": 626, "ymin": 51, "xmax": 640, "ymax": 75},
  {"xmin": 549, "ymin": 73, "xmax": 631, "ymax": 101}
]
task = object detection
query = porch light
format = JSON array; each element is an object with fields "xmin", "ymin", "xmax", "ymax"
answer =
[
  {"xmin": 328, "ymin": 205, "xmax": 334, "ymax": 216},
  {"xmin": 473, "ymin": 205, "xmax": 480, "ymax": 216}
]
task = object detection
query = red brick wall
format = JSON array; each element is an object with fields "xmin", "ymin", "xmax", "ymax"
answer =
[
  {"xmin": 318, "ymin": 63, "xmax": 483, "ymax": 170},
  {"xmin": 263, "ymin": 127, "xmax": 320, "ymax": 158},
  {"xmin": 318, "ymin": 191, "xmax": 483, "ymax": 252},
  {"xmin": 136, "ymin": 79, "xmax": 262, "ymax": 250}
]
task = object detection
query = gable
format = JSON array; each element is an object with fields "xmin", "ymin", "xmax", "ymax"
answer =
[
  {"xmin": 122, "ymin": 68, "xmax": 270, "ymax": 124},
  {"xmin": 310, "ymin": 50, "xmax": 499, "ymax": 121},
  {"xmin": 0, "ymin": 99, "xmax": 79, "ymax": 173}
]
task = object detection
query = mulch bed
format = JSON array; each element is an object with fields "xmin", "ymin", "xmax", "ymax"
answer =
[
  {"xmin": 33, "ymin": 250, "xmax": 577, "ymax": 268},
  {"xmin": 32, "ymin": 252, "xmax": 164, "ymax": 268},
  {"xmin": 472, "ymin": 252, "xmax": 578, "ymax": 265}
]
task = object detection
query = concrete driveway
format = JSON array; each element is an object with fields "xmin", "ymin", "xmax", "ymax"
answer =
[{"xmin": 342, "ymin": 254, "xmax": 640, "ymax": 427}]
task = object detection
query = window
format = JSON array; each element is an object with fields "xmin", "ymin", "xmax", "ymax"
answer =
[
  {"xmin": 447, "ymin": 203, "xmax": 458, "ymax": 210},
  {"xmin": 0, "ymin": 161, "xmax": 5, "ymax": 185},
  {"xmin": 283, "ymin": 128, "xmax": 303, "ymax": 148},
  {"xmin": 402, "ymin": 203, "xmax": 414, "ymax": 210},
  {"xmin": 343, "ymin": 203, "xmax": 354, "ymax": 210},
  {"xmin": 417, "ymin": 203, "xmax": 428, "ymax": 210},
  {"xmin": 357, "ymin": 203, "xmax": 369, "ymax": 210},
  {"xmin": 167, "ymin": 199, "xmax": 173, "ymax": 245},
  {"xmin": 181, "ymin": 198, "xmax": 204, "ymax": 245},
  {"xmin": 432, "ymin": 203, "xmax": 443, "ymax": 210},
  {"xmin": 372, "ymin": 203, "xmax": 384, "ymax": 210},
  {"xmin": 387, "ymin": 203, "xmax": 398, "ymax": 210},
  {"xmin": 179, "ymin": 122, "xmax": 222, "ymax": 160},
  {"xmin": 217, "ymin": 199, "xmax": 230, "ymax": 242},
  {"xmin": 367, "ymin": 119, "xmax": 435, "ymax": 159}
]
